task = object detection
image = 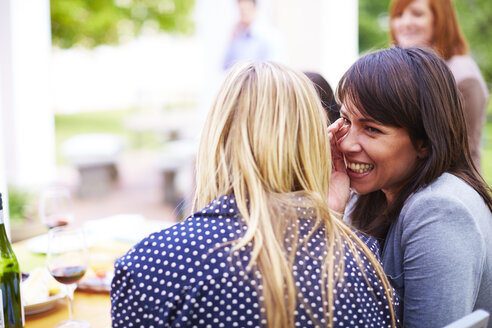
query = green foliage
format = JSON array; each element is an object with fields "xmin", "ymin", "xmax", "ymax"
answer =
[
  {"xmin": 7, "ymin": 187, "xmax": 32, "ymax": 222},
  {"xmin": 358, "ymin": 0, "xmax": 390, "ymax": 54},
  {"xmin": 358, "ymin": 0, "xmax": 492, "ymax": 87},
  {"xmin": 50, "ymin": 0, "xmax": 195, "ymax": 49},
  {"xmin": 454, "ymin": 0, "xmax": 492, "ymax": 87}
]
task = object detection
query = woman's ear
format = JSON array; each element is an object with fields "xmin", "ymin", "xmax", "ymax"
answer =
[{"xmin": 416, "ymin": 139, "xmax": 429, "ymax": 159}]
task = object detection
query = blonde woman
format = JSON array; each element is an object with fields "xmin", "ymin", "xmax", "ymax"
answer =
[{"xmin": 110, "ymin": 62, "xmax": 399, "ymax": 327}]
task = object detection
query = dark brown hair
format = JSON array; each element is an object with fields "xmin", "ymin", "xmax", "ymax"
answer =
[
  {"xmin": 389, "ymin": 0, "xmax": 469, "ymax": 60},
  {"xmin": 337, "ymin": 46, "xmax": 491, "ymax": 240},
  {"xmin": 304, "ymin": 72, "xmax": 340, "ymax": 124}
]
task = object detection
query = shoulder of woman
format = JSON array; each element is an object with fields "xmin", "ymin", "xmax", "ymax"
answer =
[
  {"xmin": 120, "ymin": 211, "xmax": 244, "ymax": 270},
  {"xmin": 406, "ymin": 173, "xmax": 477, "ymax": 202},
  {"xmin": 447, "ymin": 54, "xmax": 477, "ymax": 69},
  {"xmin": 447, "ymin": 55, "xmax": 486, "ymax": 85},
  {"xmin": 398, "ymin": 173, "xmax": 490, "ymax": 232},
  {"xmin": 353, "ymin": 230, "xmax": 380, "ymax": 253}
]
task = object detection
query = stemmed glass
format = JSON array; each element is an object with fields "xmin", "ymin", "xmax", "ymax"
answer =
[
  {"xmin": 39, "ymin": 187, "xmax": 74, "ymax": 229},
  {"xmin": 46, "ymin": 226, "xmax": 90, "ymax": 328}
]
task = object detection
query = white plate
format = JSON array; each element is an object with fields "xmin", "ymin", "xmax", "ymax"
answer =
[
  {"xmin": 83, "ymin": 214, "xmax": 175, "ymax": 244},
  {"xmin": 27, "ymin": 233, "xmax": 94, "ymax": 254},
  {"xmin": 24, "ymin": 292, "xmax": 65, "ymax": 316}
]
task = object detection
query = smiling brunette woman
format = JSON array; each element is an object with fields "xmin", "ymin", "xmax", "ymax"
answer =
[{"xmin": 332, "ymin": 47, "xmax": 492, "ymax": 328}]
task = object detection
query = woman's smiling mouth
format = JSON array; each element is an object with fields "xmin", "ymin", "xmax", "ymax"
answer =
[{"xmin": 346, "ymin": 162, "xmax": 374, "ymax": 174}]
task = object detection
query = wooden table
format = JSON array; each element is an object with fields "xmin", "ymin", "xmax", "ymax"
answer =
[
  {"xmin": 13, "ymin": 235, "xmax": 132, "ymax": 328},
  {"xmin": 24, "ymin": 292, "xmax": 111, "ymax": 328}
]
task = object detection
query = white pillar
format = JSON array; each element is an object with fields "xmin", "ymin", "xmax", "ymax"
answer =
[
  {"xmin": 271, "ymin": 0, "xmax": 358, "ymax": 89},
  {"xmin": 0, "ymin": 0, "xmax": 56, "ymax": 190},
  {"xmin": 0, "ymin": 57, "xmax": 10, "ymax": 237},
  {"xmin": 0, "ymin": 0, "xmax": 13, "ymax": 235},
  {"xmin": 321, "ymin": 0, "xmax": 359, "ymax": 88}
]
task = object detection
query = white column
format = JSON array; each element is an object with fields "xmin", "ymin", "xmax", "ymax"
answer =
[
  {"xmin": 321, "ymin": 0, "xmax": 359, "ymax": 88},
  {"xmin": 270, "ymin": 0, "xmax": 358, "ymax": 89},
  {"xmin": 0, "ymin": 59, "xmax": 10, "ymax": 237},
  {"xmin": 0, "ymin": 0, "xmax": 56, "ymax": 190},
  {"xmin": 194, "ymin": 0, "xmax": 236, "ymax": 119},
  {"xmin": 0, "ymin": 0, "xmax": 13, "ymax": 235}
]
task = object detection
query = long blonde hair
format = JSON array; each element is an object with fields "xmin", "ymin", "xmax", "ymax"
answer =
[{"xmin": 193, "ymin": 61, "xmax": 396, "ymax": 327}]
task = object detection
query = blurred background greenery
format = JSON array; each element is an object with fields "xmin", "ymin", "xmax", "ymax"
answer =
[
  {"xmin": 48, "ymin": 0, "xmax": 492, "ymax": 90},
  {"xmin": 50, "ymin": 0, "xmax": 195, "ymax": 49}
]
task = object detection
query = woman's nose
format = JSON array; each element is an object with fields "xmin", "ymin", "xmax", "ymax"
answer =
[
  {"xmin": 400, "ymin": 11, "xmax": 413, "ymax": 26},
  {"xmin": 339, "ymin": 128, "xmax": 362, "ymax": 153}
]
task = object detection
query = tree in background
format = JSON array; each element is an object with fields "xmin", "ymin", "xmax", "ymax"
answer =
[
  {"xmin": 359, "ymin": 0, "xmax": 390, "ymax": 53},
  {"xmin": 454, "ymin": 0, "xmax": 492, "ymax": 87},
  {"xmin": 358, "ymin": 0, "xmax": 492, "ymax": 88},
  {"xmin": 51, "ymin": 0, "xmax": 195, "ymax": 49}
]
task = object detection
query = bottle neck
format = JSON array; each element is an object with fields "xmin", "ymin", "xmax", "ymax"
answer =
[
  {"xmin": 0, "ymin": 221, "xmax": 8, "ymax": 237},
  {"xmin": 0, "ymin": 209, "xmax": 13, "ymax": 250}
]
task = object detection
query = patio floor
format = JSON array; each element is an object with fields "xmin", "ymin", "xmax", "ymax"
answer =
[{"xmin": 56, "ymin": 149, "xmax": 180, "ymax": 225}]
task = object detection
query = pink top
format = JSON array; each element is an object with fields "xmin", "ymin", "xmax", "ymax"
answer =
[{"xmin": 447, "ymin": 55, "xmax": 489, "ymax": 171}]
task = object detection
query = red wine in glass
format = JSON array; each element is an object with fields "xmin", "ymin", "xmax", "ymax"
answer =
[
  {"xmin": 46, "ymin": 226, "xmax": 90, "ymax": 328},
  {"xmin": 51, "ymin": 266, "xmax": 86, "ymax": 285},
  {"xmin": 45, "ymin": 216, "xmax": 70, "ymax": 229}
]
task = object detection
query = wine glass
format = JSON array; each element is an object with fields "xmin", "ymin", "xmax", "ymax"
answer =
[
  {"xmin": 46, "ymin": 226, "xmax": 90, "ymax": 328},
  {"xmin": 39, "ymin": 187, "xmax": 74, "ymax": 229}
]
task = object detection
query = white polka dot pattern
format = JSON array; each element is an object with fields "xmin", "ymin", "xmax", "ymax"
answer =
[{"xmin": 110, "ymin": 195, "xmax": 399, "ymax": 327}]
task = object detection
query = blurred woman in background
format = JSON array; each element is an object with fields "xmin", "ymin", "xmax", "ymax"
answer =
[{"xmin": 389, "ymin": 0, "xmax": 489, "ymax": 171}]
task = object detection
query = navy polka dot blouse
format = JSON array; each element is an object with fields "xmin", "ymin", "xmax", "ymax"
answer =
[{"xmin": 111, "ymin": 195, "xmax": 399, "ymax": 327}]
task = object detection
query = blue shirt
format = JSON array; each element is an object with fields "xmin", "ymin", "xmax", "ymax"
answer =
[
  {"xmin": 222, "ymin": 23, "xmax": 285, "ymax": 70},
  {"xmin": 111, "ymin": 195, "xmax": 399, "ymax": 327}
]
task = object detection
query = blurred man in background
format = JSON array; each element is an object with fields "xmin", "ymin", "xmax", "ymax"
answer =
[{"xmin": 223, "ymin": 0, "xmax": 286, "ymax": 70}]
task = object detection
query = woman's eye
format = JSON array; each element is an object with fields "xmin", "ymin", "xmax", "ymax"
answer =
[
  {"xmin": 366, "ymin": 126, "xmax": 382, "ymax": 134},
  {"xmin": 411, "ymin": 9, "xmax": 424, "ymax": 17},
  {"xmin": 342, "ymin": 117, "xmax": 351, "ymax": 125}
]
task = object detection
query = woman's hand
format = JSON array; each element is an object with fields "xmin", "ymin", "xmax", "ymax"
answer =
[{"xmin": 327, "ymin": 118, "xmax": 350, "ymax": 215}]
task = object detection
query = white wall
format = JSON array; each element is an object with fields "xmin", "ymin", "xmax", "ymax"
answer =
[
  {"xmin": 272, "ymin": 0, "xmax": 358, "ymax": 89},
  {"xmin": 322, "ymin": 0, "xmax": 359, "ymax": 88}
]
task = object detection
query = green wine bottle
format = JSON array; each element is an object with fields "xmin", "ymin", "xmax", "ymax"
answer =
[{"xmin": 0, "ymin": 192, "xmax": 24, "ymax": 328}]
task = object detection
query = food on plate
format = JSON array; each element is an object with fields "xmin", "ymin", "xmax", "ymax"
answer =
[
  {"xmin": 21, "ymin": 267, "xmax": 63, "ymax": 305},
  {"xmin": 76, "ymin": 266, "xmax": 113, "ymax": 292},
  {"xmin": 89, "ymin": 252, "xmax": 115, "ymax": 278}
]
